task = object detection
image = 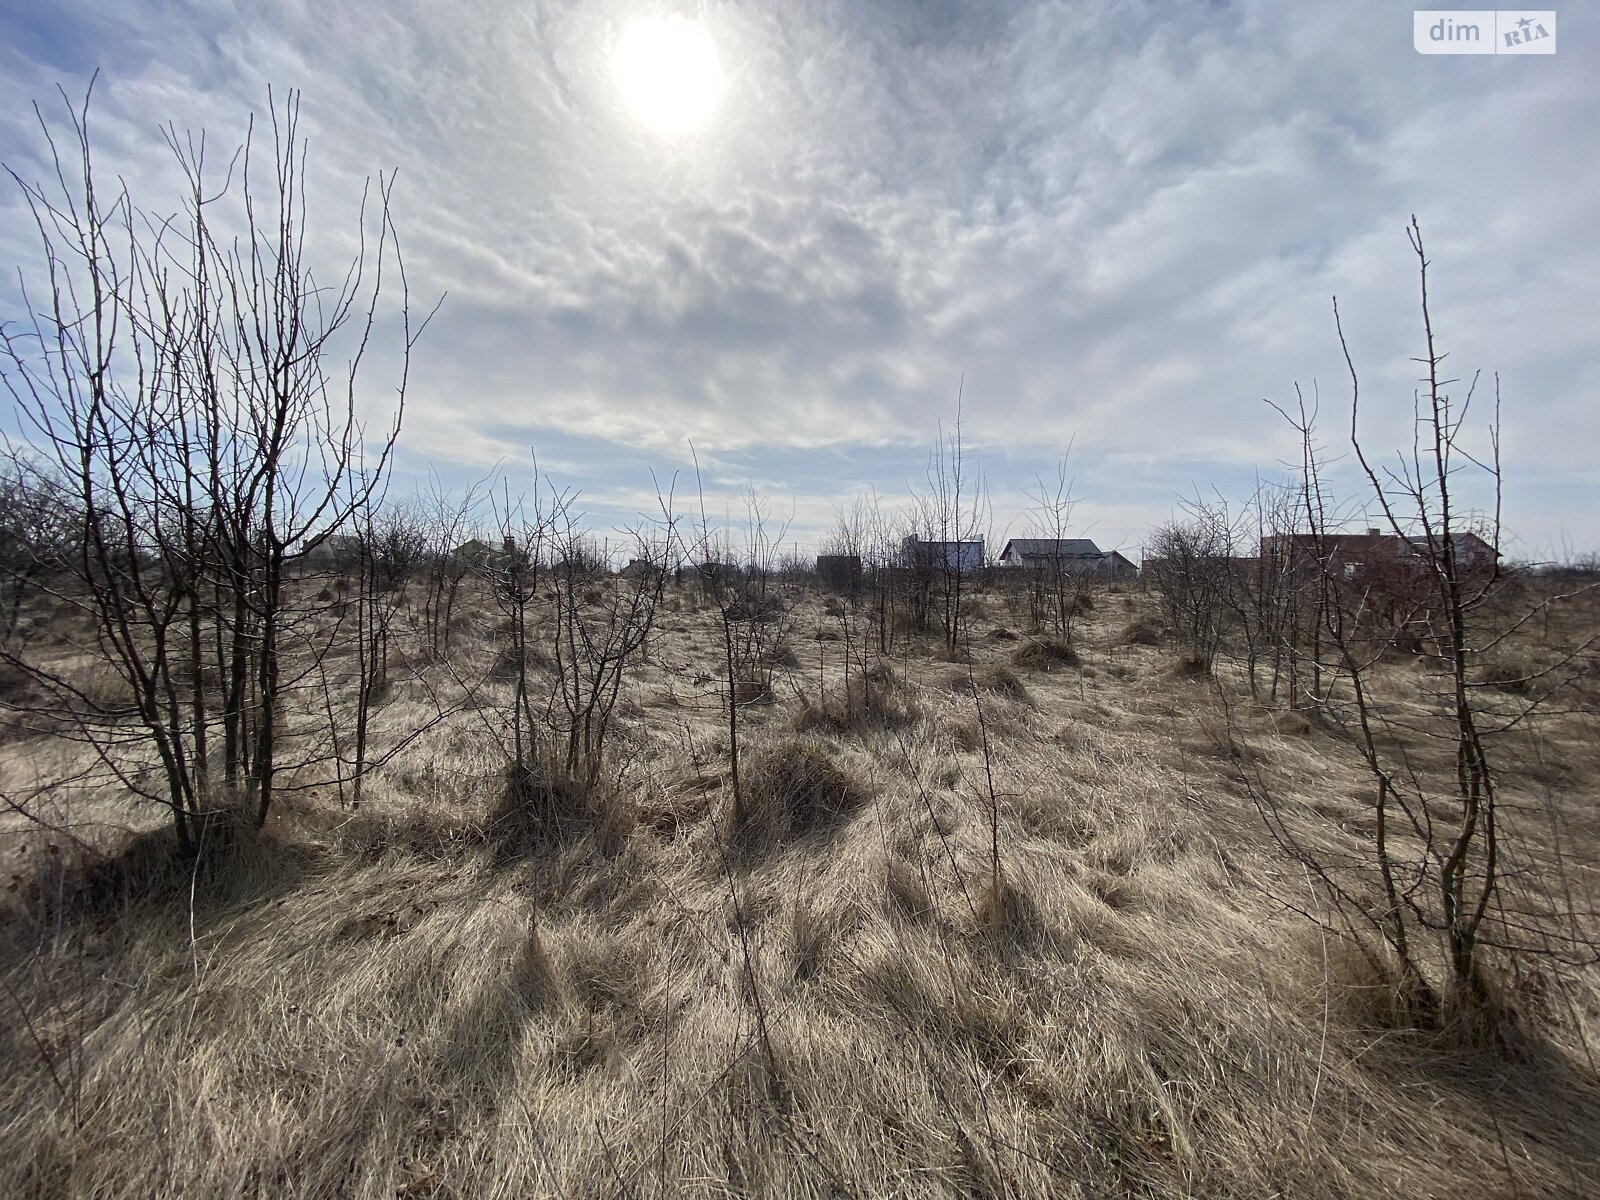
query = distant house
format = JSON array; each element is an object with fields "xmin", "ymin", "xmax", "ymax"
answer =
[
  {"xmin": 900, "ymin": 536, "xmax": 984, "ymax": 575},
  {"xmin": 1101, "ymin": 550, "xmax": 1140, "ymax": 579},
  {"xmin": 453, "ymin": 537, "xmax": 520, "ymax": 568},
  {"xmin": 618, "ymin": 558, "xmax": 664, "ymax": 583},
  {"xmin": 999, "ymin": 538, "xmax": 1138, "ymax": 579},
  {"xmin": 300, "ymin": 533, "xmax": 362, "ymax": 569},
  {"xmin": 1260, "ymin": 529, "xmax": 1499, "ymax": 577},
  {"xmin": 816, "ymin": 554, "xmax": 863, "ymax": 591},
  {"xmin": 1260, "ymin": 529, "xmax": 1499, "ymax": 621}
]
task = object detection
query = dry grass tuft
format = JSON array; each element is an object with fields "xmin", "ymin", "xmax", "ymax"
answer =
[
  {"xmin": 761, "ymin": 641, "xmax": 801, "ymax": 669},
  {"xmin": 1272, "ymin": 709, "xmax": 1315, "ymax": 736},
  {"xmin": 724, "ymin": 593, "xmax": 784, "ymax": 622},
  {"xmin": 1478, "ymin": 656, "xmax": 1534, "ymax": 694},
  {"xmin": 1009, "ymin": 636, "xmax": 1081, "ymax": 672},
  {"xmin": 730, "ymin": 735, "xmax": 867, "ymax": 846},
  {"xmin": 1119, "ymin": 615, "xmax": 1166, "ymax": 646},
  {"xmin": 4, "ymin": 580, "xmax": 1600, "ymax": 1199},
  {"xmin": 1298, "ymin": 930, "xmax": 1440, "ymax": 1032},
  {"xmin": 34, "ymin": 808, "xmax": 304, "ymax": 922},
  {"xmin": 880, "ymin": 855, "xmax": 936, "ymax": 922},
  {"xmin": 487, "ymin": 756, "xmax": 629, "ymax": 853},
  {"xmin": 974, "ymin": 872, "xmax": 1057, "ymax": 948},
  {"xmin": 484, "ymin": 641, "xmax": 539, "ymax": 683},
  {"xmin": 947, "ymin": 713, "xmax": 985, "ymax": 753},
  {"xmin": 732, "ymin": 677, "xmax": 774, "ymax": 705},
  {"xmin": 949, "ymin": 662, "xmax": 1032, "ymax": 704},
  {"xmin": 334, "ymin": 807, "xmax": 483, "ymax": 862},
  {"xmin": 792, "ymin": 668, "xmax": 918, "ymax": 735}
]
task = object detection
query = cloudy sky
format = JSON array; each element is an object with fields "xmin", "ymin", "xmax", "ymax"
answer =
[{"xmin": 1, "ymin": 1, "xmax": 1595, "ymax": 559}]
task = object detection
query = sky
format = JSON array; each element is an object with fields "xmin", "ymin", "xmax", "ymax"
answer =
[{"xmin": 0, "ymin": 1, "xmax": 1595, "ymax": 561}]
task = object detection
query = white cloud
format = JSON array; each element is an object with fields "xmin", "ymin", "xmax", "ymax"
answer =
[{"xmin": 1, "ymin": 0, "xmax": 1595, "ymax": 555}]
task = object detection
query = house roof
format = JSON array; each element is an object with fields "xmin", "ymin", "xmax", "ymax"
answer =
[
  {"xmin": 1000, "ymin": 538, "xmax": 1102, "ymax": 559},
  {"xmin": 1263, "ymin": 531, "xmax": 1498, "ymax": 558},
  {"xmin": 1404, "ymin": 532, "xmax": 1499, "ymax": 557}
]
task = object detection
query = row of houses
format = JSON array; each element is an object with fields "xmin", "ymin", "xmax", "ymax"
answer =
[
  {"xmin": 832, "ymin": 529, "xmax": 1493, "ymax": 583},
  {"xmin": 442, "ymin": 537, "xmax": 1142, "ymax": 582},
  {"xmin": 818, "ymin": 537, "xmax": 1138, "ymax": 581},
  {"xmin": 1142, "ymin": 530, "xmax": 1499, "ymax": 576},
  {"xmin": 896, "ymin": 536, "xmax": 1137, "ymax": 578},
  {"xmin": 310, "ymin": 528, "xmax": 1489, "ymax": 585}
]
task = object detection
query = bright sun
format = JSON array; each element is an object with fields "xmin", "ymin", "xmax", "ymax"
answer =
[{"xmin": 613, "ymin": 16, "xmax": 725, "ymax": 137}]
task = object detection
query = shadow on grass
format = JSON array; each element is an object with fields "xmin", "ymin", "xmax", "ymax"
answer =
[
  {"xmin": 1364, "ymin": 1030, "xmax": 1600, "ymax": 1196},
  {"xmin": 1, "ymin": 811, "xmax": 318, "ymax": 972}
]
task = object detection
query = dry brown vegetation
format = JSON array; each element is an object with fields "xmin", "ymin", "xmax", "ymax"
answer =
[{"xmin": 3, "ymin": 574, "xmax": 1599, "ymax": 1199}]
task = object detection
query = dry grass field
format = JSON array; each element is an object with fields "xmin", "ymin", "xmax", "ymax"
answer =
[{"xmin": 2, "ymin": 577, "xmax": 1599, "ymax": 1198}]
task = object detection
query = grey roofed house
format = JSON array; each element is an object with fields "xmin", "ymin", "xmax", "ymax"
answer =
[
  {"xmin": 452, "ymin": 537, "xmax": 509, "ymax": 566},
  {"xmin": 999, "ymin": 538, "xmax": 1138, "ymax": 578},
  {"xmin": 999, "ymin": 538, "xmax": 1103, "ymax": 564}
]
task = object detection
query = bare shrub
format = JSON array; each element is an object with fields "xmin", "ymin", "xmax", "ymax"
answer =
[{"xmin": 1145, "ymin": 514, "xmax": 1236, "ymax": 669}]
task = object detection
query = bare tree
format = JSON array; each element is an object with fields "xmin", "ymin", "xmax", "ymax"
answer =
[
  {"xmin": 1243, "ymin": 219, "xmax": 1599, "ymax": 1019},
  {"xmin": 0, "ymin": 84, "xmax": 424, "ymax": 851},
  {"xmin": 1018, "ymin": 454, "xmax": 1093, "ymax": 647},
  {"xmin": 919, "ymin": 399, "xmax": 989, "ymax": 658},
  {"xmin": 1144, "ymin": 511, "xmax": 1235, "ymax": 670},
  {"xmin": 0, "ymin": 456, "xmax": 75, "ymax": 647},
  {"xmin": 417, "ymin": 471, "xmax": 487, "ymax": 661},
  {"xmin": 690, "ymin": 457, "xmax": 795, "ymax": 825},
  {"xmin": 347, "ymin": 495, "xmax": 426, "ymax": 807},
  {"xmin": 547, "ymin": 489, "xmax": 676, "ymax": 795}
]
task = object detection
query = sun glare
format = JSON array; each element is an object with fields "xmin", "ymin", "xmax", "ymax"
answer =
[{"xmin": 612, "ymin": 16, "xmax": 724, "ymax": 137}]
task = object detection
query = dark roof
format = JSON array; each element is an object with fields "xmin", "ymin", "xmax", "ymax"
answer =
[
  {"xmin": 1000, "ymin": 538, "xmax": 1102, "ymax": 560},
  {"xmin": 1263, "ymin": 531, "xmax": 1498, "ymax": 558}
]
